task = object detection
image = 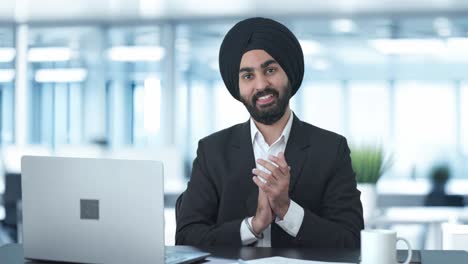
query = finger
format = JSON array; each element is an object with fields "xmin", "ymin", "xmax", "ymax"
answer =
[
  {"xmin": 276, "ymin": 152, "xmax": 290, "ymax": 170},
  {"xmin": 256, "ymin": 159, "xmax": 281, "ymax": 180},
  {"xmin": 269, "ymin": 153, "xmax": 289, "ymax": 175},
  {"xmin": 252, "ymin": 176, "xmax": 274, "ymax": 193},
  {"xmin": 252, "ymin": 168, "xmax": 278, "ymax": 184},
  {"xmin": 258, "ymin": 157, "xmax": 279, "ymax": 167},
  {"xmin": 253, "ymin": 171, "xmax": 284, "ymax": 198}
]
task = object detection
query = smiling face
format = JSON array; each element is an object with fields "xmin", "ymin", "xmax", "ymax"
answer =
[{"xmin": 238, "ymin": 49, "xmax": 292, "ymax": 125}]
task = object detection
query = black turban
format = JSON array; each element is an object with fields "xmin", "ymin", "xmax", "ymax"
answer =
[{"xmin": 219, "ymin": 17, "xmax": 304, "ymax": 101}]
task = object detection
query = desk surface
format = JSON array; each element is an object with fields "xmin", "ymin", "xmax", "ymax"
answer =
[
  {"xmin": 368, "ymin": 207, "xmax": 468, "ymax": 226},
  {"xmin": 1, "ymin": 243, "xmax": 468, "ymax": 264}
]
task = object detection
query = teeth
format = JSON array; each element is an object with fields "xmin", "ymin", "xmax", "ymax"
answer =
[{"xmin": 258, "ymin": 94, "xmax": 273, "ymax": 100}]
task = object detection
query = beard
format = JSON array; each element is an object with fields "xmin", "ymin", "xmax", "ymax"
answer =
[{"xmin": 241, "ymin": 83, "xmax": 292, "ymax": 125}]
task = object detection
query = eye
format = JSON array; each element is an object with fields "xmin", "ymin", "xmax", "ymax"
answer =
[
  {"xmin": 242, "ymin": 73, "xmax": 253, "ymax": 80},
  {"xmin": 265, "ymin": 67, "xmax": 276, "ymax": 75}
]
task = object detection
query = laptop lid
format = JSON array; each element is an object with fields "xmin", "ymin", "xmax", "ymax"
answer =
[{"xmin": 21, "ymin": 156, "xmax": 164, "ymax": 264}]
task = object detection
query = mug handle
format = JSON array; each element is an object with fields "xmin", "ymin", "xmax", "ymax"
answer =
[{"xmin": 396, "ymin": 237, "xmax": 412, "ymax": 264}]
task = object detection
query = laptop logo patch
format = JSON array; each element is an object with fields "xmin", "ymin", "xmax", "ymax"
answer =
[{"xmin": 80, "ymin": 199, "xmax": 99, "ymax": 220}]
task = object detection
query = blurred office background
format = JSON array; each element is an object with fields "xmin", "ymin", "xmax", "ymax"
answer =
[{"xmin": 1, "ymin": 0, "xmax": 468, "ymax": 249}]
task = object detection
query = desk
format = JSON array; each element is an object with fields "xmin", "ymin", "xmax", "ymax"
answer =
[
  {"xmin": 369, "ymin": 207, "xmax": 468, "ymax": 226},
  {"xmin": 1, "ymin": 244, "xmax": 468, "ymax": 264},
  {"xmin": 367, "ymin": 207, "xmax": 468, "ymax": 249}
]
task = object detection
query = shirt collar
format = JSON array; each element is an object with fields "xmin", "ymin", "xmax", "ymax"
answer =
[{"xmin": 250, "ymin": 110, "xmax": 294, "ymax": 146}]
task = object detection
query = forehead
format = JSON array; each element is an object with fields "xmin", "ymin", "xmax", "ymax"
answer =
[{"xmin": 239, "ymin": 49, "xmax": 275, "ymax": 68}]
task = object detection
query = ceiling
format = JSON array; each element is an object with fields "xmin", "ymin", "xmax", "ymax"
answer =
[
  {"xmin": 1, "ymin": 0, "xmax": 468, "ymax": 22},
  {"xmin": 2, "ymin": 0, "xmax": 468, "ymax": 81}
]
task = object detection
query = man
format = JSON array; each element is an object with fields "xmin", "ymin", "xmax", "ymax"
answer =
[{"xmin": 176, "ymin": 17, "xmax": 363, "ymax": 248}]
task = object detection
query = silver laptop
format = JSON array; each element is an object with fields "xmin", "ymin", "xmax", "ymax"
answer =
[{"xmin": 21, "ymin": 156, "xmax": 209, "ymax": 264}]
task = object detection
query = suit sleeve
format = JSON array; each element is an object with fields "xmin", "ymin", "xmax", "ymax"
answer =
[
  {"xmin": 293, "ymin": 136, "xmax": 364, "ymax": 248},
  {"xmin": 175, "ymin": 140, "xmax": 244, "ymax": 246}
]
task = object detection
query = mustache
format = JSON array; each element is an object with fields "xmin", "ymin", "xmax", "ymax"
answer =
[{"xmin": 252, "ymin": 88, "xmax": 279, "ymax": 105}]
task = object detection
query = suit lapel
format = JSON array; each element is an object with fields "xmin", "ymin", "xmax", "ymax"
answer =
[
  {"xmin": 284, "ymin": 114, "xmax": 310, "ymax": 195},
  {"xmin": 230, "ymin": 120, "xmax": 258, "ymax": 217}
]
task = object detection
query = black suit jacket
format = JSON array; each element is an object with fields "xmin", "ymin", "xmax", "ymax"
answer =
[{"xmin": 176, "ymin": 115, "xmax": 364, "ymax": 248}]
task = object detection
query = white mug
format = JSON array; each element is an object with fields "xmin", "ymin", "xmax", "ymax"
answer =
[{"xmin": 361, "ymin": 229, "xmax": 412, "ymax": 264}]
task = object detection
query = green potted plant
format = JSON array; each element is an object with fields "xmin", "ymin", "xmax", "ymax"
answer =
[{"xmin": 351, "ymin": 145, "xmax": 392, "ymax": 221}]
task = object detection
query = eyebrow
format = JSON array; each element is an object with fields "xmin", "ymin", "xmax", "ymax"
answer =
[{"xmin": 239, "ymin": 59, "xmax": 278, "ymax": 74}]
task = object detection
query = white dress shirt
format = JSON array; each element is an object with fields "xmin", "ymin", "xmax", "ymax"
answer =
[{"xmin": 240, "ymin": 111, "xmax": 305, "ymax": 246}]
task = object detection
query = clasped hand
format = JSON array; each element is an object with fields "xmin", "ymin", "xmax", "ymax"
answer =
[{"xmin": 251, "ymin": 152, "xmax": 291, "ymax": 235}]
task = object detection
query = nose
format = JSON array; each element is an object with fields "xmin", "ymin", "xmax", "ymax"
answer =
[{"xmin": 253, "ymin": 73, "xmax": 270, "ymax": 92}]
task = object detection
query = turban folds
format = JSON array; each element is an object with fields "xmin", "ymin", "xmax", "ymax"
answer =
[{"xmin": 219, "ymin": 17, "xmax": 304, "ymax": 101}]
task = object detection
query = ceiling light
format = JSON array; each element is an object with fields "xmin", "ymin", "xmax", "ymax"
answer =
[
  {"xmin": 108, "ymin": 46, "xmax": 165, "ymax": 62},
  {"xmin": 312, "ymin": 59, "xmax": 331, "ymax": 71},
  {"xmin": 35, "ymin": 68, "xmax": 87, "ymax": 83},
  {"xmin": 331, "ymin": 19, "xmax": 356, "ymax": 33},
  {"xmin": 369, "ymin": 39, "xmax": 446, "ymax": 55},
  {"xmin": 0, "ymin": 48, "xmax": 16, "ymax": 62},
  {"xmin": 0, "ymin": 69, "xmax": 15, "ymax": 83},
  {"xmin": 299, "ymin": 40, "xmax": 322, "ymax": 55},
  {"xmin": 28, "ymin": 47, "xmax": 72, "ymax": 62}
]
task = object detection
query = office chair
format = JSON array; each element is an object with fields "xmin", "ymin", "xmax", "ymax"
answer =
[{"xmin": 175, "ymin": 192, "xmax": 184, "ymax": 222}]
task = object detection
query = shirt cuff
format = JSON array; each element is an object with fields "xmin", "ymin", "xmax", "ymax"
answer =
[
  {"xmin": 240, "ymin": 217, "xmax": 258, "ymax": 245},
  {"xmin": 275, "ymin": 200, "xmax": 304, "ymax": 237}
]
